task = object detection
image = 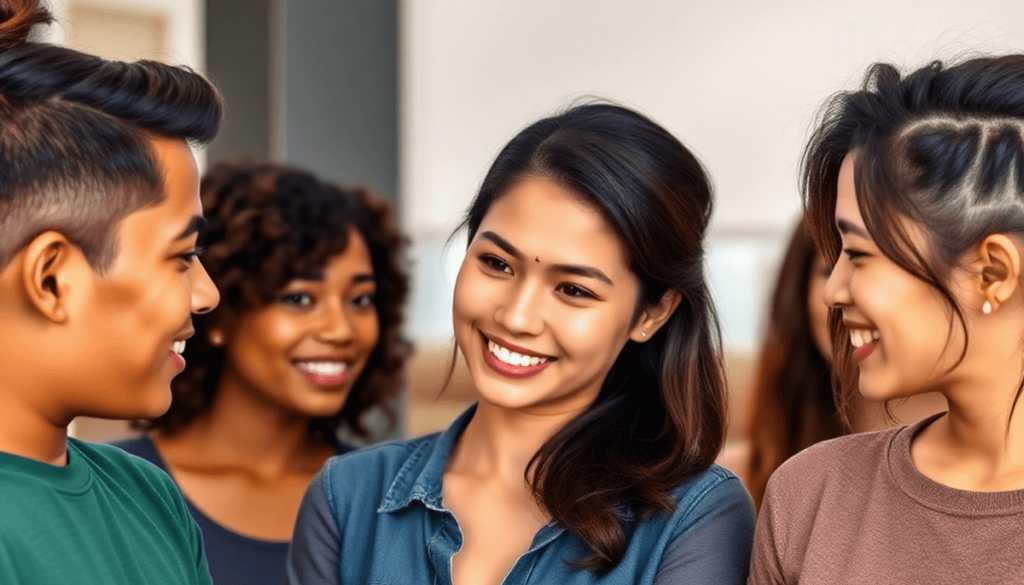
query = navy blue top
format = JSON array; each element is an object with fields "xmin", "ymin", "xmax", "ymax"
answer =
[
  {"xmin": 115, "ymin": 436, "xmax": 351, "ymax": 585},
  {"xmin": 287, "ymin": 405, "xmax": 755, "ymax": 585}
]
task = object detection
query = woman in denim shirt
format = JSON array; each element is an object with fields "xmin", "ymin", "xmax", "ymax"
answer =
[{"xmin": 287, "ymin": 103, "xmax": 755, "ymax": 585}]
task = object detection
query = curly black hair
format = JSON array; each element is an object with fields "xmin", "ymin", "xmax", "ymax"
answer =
[{"xmin": 135, "ymin": 158, "xmax": 411, "ymax": 443}]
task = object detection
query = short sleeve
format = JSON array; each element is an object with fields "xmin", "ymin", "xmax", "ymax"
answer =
[
  {"xmin": 655, "ymin": 476, "xmax": 755, "ymax": 585},
  {"xmin": 286, "ymin": 468, "xmax": 342, "ymax": 585},
  {"xmin": 748, "ymin": 473, "xmax": 787, "ymax": 585}
]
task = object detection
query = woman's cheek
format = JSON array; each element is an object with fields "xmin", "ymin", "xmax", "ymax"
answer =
[{"xmin": 571, "ymin": 314, "xmax": 594, "ymax": 336}]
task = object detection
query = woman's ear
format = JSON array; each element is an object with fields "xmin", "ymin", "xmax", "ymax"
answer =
[
  {"xmin": 974, "ymin": 234, "xmax": 1021, "ymax": 313},
  {"xmin": 19, "ymin": 231, "xmax": 82, "ymax": 324},
  {"xmin": 630, "ymin": 289, "xmax": 682, "ymax": 342}
]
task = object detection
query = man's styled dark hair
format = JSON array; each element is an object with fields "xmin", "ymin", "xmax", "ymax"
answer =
[{"xmin": 0, "ymin": 0, "xmax": 222, "ymax": 271}]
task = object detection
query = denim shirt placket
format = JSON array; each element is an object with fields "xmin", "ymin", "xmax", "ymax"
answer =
[
  {"xmin": 381, "ymin": 405, "xmax": 569, "ymax": 585},
  {"xmin": 422, "ymin": 496, "xmax": 566, "ymax": 585}
]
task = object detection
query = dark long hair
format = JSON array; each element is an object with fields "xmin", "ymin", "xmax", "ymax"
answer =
[
  {"xmin": 459, "ymin": 103, "xmax": 726, "ymax": 573},
  {"xmin": 0, "ymin": 0, "xmax": 221, "ymax": 270},
  {"xmin": 802, "ymin": 55, "xmax": 1024, "ymax": 426},
  {"xmin": 135, "ymin": 159, "xmax": 411, "ymax": 443},
  {"xmin": 744, "ymin": 218, "xmax": 839, "ymax": 511}
]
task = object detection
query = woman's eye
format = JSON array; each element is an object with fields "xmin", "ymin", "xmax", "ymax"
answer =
[
  {"xmin": 558, "ymin": 283, "xmax": 596, "ymax": 300},
  {"xmin": 843, "ymin": 248, "xmax": 867, "ymax": 261},
  {"xmin": 351, "ymin": 293, "xmax": 375, "ymax": 308},
  {"xmin": 280, "ymin": 293, "xmax": 313, "ymax": 307},
  {"xmin": 480, "ymin": 254, "xmax": 512, "ymax": 274}
]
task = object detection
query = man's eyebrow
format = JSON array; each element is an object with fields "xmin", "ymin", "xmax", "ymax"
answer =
[
  {"xmin": 479, "ymin": 231, "xmax": 523, "ymax": 260},
  {"xmin": 175, "ymin": 216, "xmax": 208, "ymax": 241},
  {"xmin": 551, "ymin": 264, "xmax": 613, "ymax": 286},
  {"xmin": 836, "ymin": 219, "xmax": 872, "ymax": 240}
]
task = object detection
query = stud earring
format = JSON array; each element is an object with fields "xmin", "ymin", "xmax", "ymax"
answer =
[
  {"xmin": 983, "ymin": 301, "xmax": 993, "ymax": 315},
  {"xmin": 641, "ymin": 331, "xmax": 647, "ymax": 338}
]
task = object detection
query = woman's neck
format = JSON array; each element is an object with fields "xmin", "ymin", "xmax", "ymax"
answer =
[
  {"xmin": 913, "ymin": 354, "xmax": 1024, "ymax": 491},
  {"xmin": 155, "ymin": 371, "xmax": 330, "ymax": 480},
  {"xmin": 447, "ymin": 400, "xmax": 580, "ymax": 486}
]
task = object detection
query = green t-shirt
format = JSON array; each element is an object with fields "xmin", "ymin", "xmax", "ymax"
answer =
[{"xmin": 0, "ymin": 437, "xmax": 212, "ymax": 585}]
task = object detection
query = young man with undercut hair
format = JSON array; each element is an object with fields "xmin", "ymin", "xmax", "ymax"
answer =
[{"xmin": 0, "ymin": 1, "xmax": 223, "ymax": 583}]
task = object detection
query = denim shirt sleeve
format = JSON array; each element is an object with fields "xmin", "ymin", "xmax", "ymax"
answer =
[
  {"xmin": 286, "ymin": 465, "xmax": 342, "ymax": 585},
  {"xmin": 654, "ymin": 475, "xmax": 755, "ymax": 585}
]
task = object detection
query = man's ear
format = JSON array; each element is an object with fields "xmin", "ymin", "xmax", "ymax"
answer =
[
  {"xmin": 974, "ymin": 233, "xmax": 1021, "ymax": 313},
  {"xmin": 630, "ymin": 289, "xmax": 682, "ymax": 342},
  {"xmin": 20, "ymin": 231, "xmax": 82, "ymax": 324}
]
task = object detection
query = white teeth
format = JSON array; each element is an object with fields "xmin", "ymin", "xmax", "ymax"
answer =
[
  {"xmin": 172, "ymin": 341, "xmax": 186, "ymax": 354},
  {"xmin": 487, "ymin": 339, "xmax": 547, "ymax": 366},
  {"xmin": 848, "ymin": 329, "xmax": 880, "ymax": 348},
  {"xmin": 295, "ymin": 361, "xmax": 347, "ymax": 376}
]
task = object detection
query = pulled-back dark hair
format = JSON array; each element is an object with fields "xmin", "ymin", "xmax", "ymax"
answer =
[
  {"xmin": 803, "ymin": 55, "xmax": 1024, "ymax": 427},
  {"xmin": 135, "ymin": 159, "xmax": 412, "ymax": 443},
  {"xmin": 0, "ymin": 0, "xmax": 222, "ymax": 270},
  {"xmin": 459, "ymin": 102, "xmax": 726, "ymax": 573},
  {"xmin": 744, "ymin": 217, "xmax": 839, "ymax": 511}
]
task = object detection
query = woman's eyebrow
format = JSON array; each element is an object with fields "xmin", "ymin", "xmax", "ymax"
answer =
[
  {"xmin": 836, "ymin": 218, "xmax": 873, "ymax": 240},
  {"xmin": 479, "ymin": 231, "xmax": 523, "ymax": 260},
  {"xmin": 550, "ymin": 264, "xmax": 613, "ymax": 286},
  {"xmin": 480, "ymin": 230, "xmax": 613, "ymax": 285}
]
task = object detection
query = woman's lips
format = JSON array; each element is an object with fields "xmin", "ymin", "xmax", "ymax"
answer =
[
  {"xmin": 853, "ymin": 343, "xmax": 875, "ymax": 362},
  {"xmin": 481, "ymin": 332, "xmax": 551, "ymax": 379},
  {"xmin": 297, "ymin": 370, "xmax": 350, "ymax": 386},
  {"xmin": 483, "ymin": 343, "xmax": 550, "ymax": 379}
]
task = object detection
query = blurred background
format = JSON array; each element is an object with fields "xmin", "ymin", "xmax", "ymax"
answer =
[{"xmin": 54, "ymin": 0, "xmax": 1024, "ymax": 445}]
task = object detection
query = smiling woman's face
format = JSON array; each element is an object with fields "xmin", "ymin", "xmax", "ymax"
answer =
[
  {"xmin": 452, "ymin": 176, "xmax": 646, "ymax": 416},
  {"xmin": 824, "ymin": 151, "xmax": 968, "ymax": 401}
]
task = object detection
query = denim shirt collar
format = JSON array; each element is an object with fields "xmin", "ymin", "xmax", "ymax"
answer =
[
  {"xmin": 376, "ymin": 403, "xmax": 635, "ymax": 523},
  {"xmin": 378, "ymin": 404, "xmax": 478, "ymax": 514}
]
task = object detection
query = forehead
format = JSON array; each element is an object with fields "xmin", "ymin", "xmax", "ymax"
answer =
[
  {"xmin": 306, "ymin": 229, "xmax": 375, "ymax": 282},
  {"xmin": 476, "ymin": 176, "xmax": 630, "ymax": 274}
]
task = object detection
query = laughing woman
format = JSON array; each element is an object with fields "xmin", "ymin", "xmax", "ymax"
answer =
[
  {"xmin": 750, "ymin": 56, "xmax": 1024, "ymax": 584},
  {"xmin": 117, "ymin": 159, "xmax": 411, "ymax": 585},
  {"xmin": 287, "ymin": 103, "xmax": 755, "ymax": 585}
]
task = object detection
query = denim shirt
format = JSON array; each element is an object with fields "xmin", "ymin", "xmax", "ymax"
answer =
[{"xmin": 287, "ymin": 406, "xmax": 754, "ymax": 585}]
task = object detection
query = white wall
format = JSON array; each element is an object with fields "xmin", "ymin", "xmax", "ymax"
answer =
[
  {"xmin": 401, "ymin": 0, "xmax": 1024, "ymax": 350},
  {"xmin": 41, "ymin": 0, "xmax": 203, "ymax": 67}
]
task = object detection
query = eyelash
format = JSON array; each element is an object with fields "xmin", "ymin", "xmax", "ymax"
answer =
[
  {"xmin": 843, "ymin": 248, "xmax": 867, "ymax": 261},
  {"xmin": 558, "ymin": 283, "xmax": 597, "ymax": 300},
  {"xmin": 177, "ymin": 247, "xmax": 205, "ymax": 266},
  {"xmin": 479, "ymin": 254, "xmax": 512, "ymax": 274}
]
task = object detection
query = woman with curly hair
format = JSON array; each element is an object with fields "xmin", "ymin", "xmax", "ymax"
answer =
[{"xmin": 116, "ymin": 159, "xmax": 411, "ymax": 585}]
